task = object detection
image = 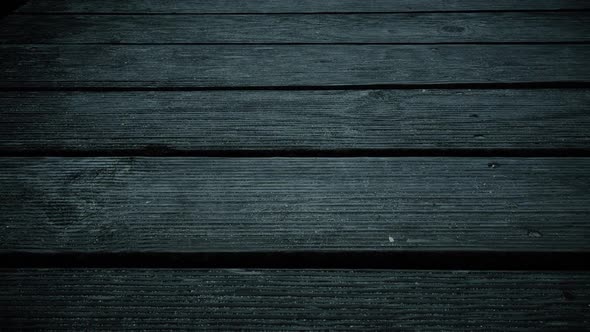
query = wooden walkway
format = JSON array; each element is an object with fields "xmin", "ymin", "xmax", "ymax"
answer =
[{"xmin": 1, "ymin": 0, "xmax": 589, "ymax": 330}]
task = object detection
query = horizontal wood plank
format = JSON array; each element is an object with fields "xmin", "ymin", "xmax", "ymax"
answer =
[
  {"xmin": 2, "ymin": 12, "xmax": 589, "ymax": 43},
  {"xmin": 16, "ymin": 0, "xmax": 590, "ymax": 14},
  {"xmin": 1, "ymin": 89, "xmax": 589, "ymax": 152},
  {"xmin": 1, "ymin": 157, "xmax": 589, "ymax": 252},
  {"xmin": 1, "ymin": 45, "xmax": 589, "ymax": 87},
  {"xmin": 1, "ymin": 269, "xmax": 588, "ymax": 330}
]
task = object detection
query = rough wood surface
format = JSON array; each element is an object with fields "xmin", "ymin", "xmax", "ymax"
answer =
[
  {"xmin": 2, "ymin": 12, "xmax": 588, "ymax": 44},
  {"xmin": 1, "ymin": 269, "xmax": 588, "ymax": 330},
  {"xmin": 1, "ymin": 1, "xmax": 588, "ymax": 330},
  {"xmin": 16, "ymin": 0, "xmax": 590, "ymax": 14},
  {"xmin": 1, "ymin": 89, "xmax": 589, "ymax": 152},
  {"xmin": 1, "ymin": 157, "xmax": 588, "ymax": 252},
  {"xmin": 1, "ymin": 45, "xmax": 589, "ymax": 88}
]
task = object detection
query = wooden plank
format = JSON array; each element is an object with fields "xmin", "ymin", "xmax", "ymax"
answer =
[
  {"xmin": 16, "ymin": 0, "xmax": 590, "ymax": 14},
  {"xmin": 1, "ymin": 157, "xmax": 589, "ymax": 252},
  {"xmin": 1, "ymin": 45, "xmax": 588, "ymax": 88},
  {"xmin": 2, "ymin": 13, "xmax": 589, "ymax": 44},
  {"xmin": 1, "ymin": 89, "xmax": 589, "ymax": 152},
  {"xmin": 1, "ymin": 269, "xmax": 588, "ymax": 330}
]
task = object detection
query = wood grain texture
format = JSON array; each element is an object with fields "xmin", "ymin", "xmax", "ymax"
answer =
[
  {"xmin": 1, "ymin": 89, "xmax": 590, "ymax": 152},
  {"xmin": 2, "ymin": 12, "xmax": 589, "ymax": 44},
  {"xmin": 1, "ymin": 45, "xmax": 589, "ymax": 88},
  {"xmin": 1, "ymin": 269, "xmax": 588, "ymax": 330},
  {"xmin": 1, "ymin": 157, "xmax": 589, "ymax": 252},
  {"xmin": 15, "ymin": 0, "xmax": 590, "ymax": 14}
]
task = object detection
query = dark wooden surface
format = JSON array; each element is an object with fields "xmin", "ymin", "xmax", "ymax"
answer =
[
  {"xmin": 1, "ymin": 269, "xmax": 589, "ymax": 330},
  {"xmin": 2, "ymin": 12, "xmax": 589, "ymax": 43},
  {"xmin": 16, "ymin": 0, "xmax": 590, "ymax": 13},
  {"xmin": 1, "ymin": 0, "xmax": 589, "ymax": 330},
  {"xmin": 1, "ymin": 89, "xmax": 589, "ymax": 152},
  {"xmin": 1, "ymin": 157, "xmax": 589, "ymax": 252},
  {"xmin": 2, "ymin": 45, "xmax": 589, "ymax": 88}
]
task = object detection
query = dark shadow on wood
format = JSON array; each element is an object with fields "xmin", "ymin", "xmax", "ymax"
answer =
[
  {"xmin": 1, "ymin": 81, "xmax": 588, "ymax": 91},
  {"xmin": 1, "ymin": 148, "xmax": 589, "ymax": 158},
  {"xmin": 1, "ymin": 251, "xmax": 588, "ymax": 270},
  {"xmin": 0, "ymin": 0, "xmax": 27, "ymax": 18}
]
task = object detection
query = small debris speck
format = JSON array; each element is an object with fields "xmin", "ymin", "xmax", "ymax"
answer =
[
  {"xmin": 388, "ymin": 236, "xmax": 395, "ymax": 243},
  {"xmin": 528, "ymin": 230, "xmax": 543, "ymax": 238},
  {"xmin": 488, "ymin": 162, "xmax": 499, "ymax": 168}
]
